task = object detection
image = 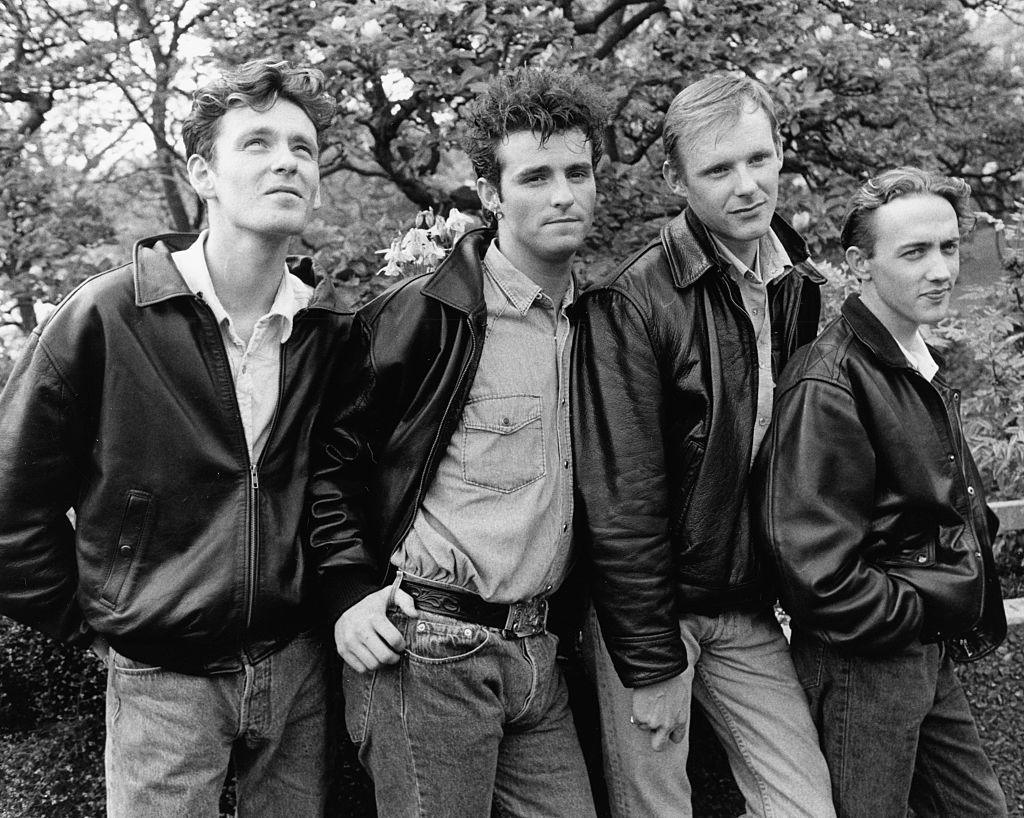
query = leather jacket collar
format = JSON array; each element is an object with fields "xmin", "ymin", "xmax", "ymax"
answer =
[
  {"xmin": 841, "ymin": 294, "xmax": 946, "ymax": 374},
  {"xmin": 421, "ymin": 228, "xmax": 492, "ymax": 316},
  {"xmin": 660, "ymin": 207, "xmax": 820, "ymax": 291},
  {"xmin": 131, "ymin": 232, "xmax": 341, "ymax": 313}
]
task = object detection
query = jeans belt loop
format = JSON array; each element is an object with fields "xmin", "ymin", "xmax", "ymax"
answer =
[{"xmin": 386, "ymin": 570, "xmax": 405, "ymax": 610}]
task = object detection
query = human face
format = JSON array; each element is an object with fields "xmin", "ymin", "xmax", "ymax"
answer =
[
  {"xmin": 847, "ymin": 193, "xmax": 960, "ymax": 343},
  {"xmin": 664, "ymin": 105, "xmax": 783, "ymax": 267},
  {"xmin": 187, "ymin": 98, "xmax": 321, "ymax": 241},
  {"xmin": 477, "ymin": 128, "xmax": 596, "ymax": 277}
]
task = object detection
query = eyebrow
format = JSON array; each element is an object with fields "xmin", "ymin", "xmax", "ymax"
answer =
[{"xmin": 512, "ymin": 161, "xmax": 592, "ymax": 179}]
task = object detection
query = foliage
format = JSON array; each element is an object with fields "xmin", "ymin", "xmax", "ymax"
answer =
[
  {"xmin": 376, "ymin": 208, "xmax": 480, "ymax": 277},
  {"xmin": 201, "ymin": 0, "xmax": 1024, "ymax": 260}
]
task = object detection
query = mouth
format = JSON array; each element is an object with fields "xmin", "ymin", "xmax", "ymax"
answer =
[
  {"xmin": 922, "ymin": 288, "xmax": 952, "ymax": 298},
  {"xmin": 546, "ymin": 217, "xmax": 581, "ymax": 226},
  {"xmin": 730, "ymin": 201, "xmax": 766, "ymax": 216},
  {"xmin": 266, "ymin": 187, "xmax": 303, "ymax": 199}
]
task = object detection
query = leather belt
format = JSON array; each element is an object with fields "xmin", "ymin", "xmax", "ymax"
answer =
[{"xmin": 397, "ymin": 575, "xmax": 548, "ymax": 639}]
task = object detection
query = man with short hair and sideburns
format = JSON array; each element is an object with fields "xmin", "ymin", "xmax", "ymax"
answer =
[
  {"xmin": 306, "ymin": 67, "xmax": 604, "ymax": 816},
  {"xmin": 754, "ymin": 167, "xmax": 1008, "ymax": 818},
  {"xmin": 0, "ymin": 59, "xmax": 347, "ymax": 815},
  {"xmin": 573, "ymin": 73, "xmax": 836, "ymax": 817}
]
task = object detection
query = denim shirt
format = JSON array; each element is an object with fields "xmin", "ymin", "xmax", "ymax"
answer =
[
  {"xmin": 712, "ymin": 231, "xmax": 791, "ymax": 464},
  {"xmin": 393, "ymin": 244, "xmax": 575, "ymax": 603}
]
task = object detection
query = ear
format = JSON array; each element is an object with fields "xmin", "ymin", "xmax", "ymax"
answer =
[
  {"xmin": 187, "ymin": 154, "xmax": 216, "ymax": 201},
  {"xmin": 662, "ymin": 160, "xmax": 687, "ymax": 198},
  {"xmin": 845, "ymin": 245, "xmax": 872, "ymax": 282},
  {"xmin": 475, "ymin": 176, "xmax": 501, "ymax": 213}
]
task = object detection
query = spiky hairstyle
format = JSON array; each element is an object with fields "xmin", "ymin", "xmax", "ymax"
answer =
[
  {"xmin": 182, "ymin": 58, "xmax": 336, "ymax": 161},
  {"xmin": 461, "ymin": 66, "xmax": 608, "ymax": 191}
]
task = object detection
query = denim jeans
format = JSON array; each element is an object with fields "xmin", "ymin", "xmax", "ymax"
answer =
[
  {"xmin": 343, "ymin": 609, "xmax": 596, "ymax": 817},
  {"xmin": 583, "ymin": 606, "xmax": 835, "ymax": 818},
  {"xmin": 791, "ymin": 629, "xmax": 1008, "ymax": 818},
  {"xmin": 105, "ymin": 631, "xmax": 328, "ymax": 817}
]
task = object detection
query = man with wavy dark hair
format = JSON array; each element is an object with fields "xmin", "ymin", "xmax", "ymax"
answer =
[
  {"xmin": 0, "ymin": 59, "xmax": 346, "ymax": 814},
  {"xmin": 755, "ymin": 167, "xmax": 1008, "ymax": 816},
  {"xmin": 307, "ymin": 66, "xmax": 606, "ymax": 816}
]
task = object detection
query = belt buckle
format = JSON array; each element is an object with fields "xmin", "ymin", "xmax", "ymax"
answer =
[{"xmin": 502, "ymin": 597, "xmax": 548, "ymax": 638}]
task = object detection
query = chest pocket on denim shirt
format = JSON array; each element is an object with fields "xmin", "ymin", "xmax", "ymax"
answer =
[{"xmin": 461, "ymin": 394, "xmax": 545, "ymax": 493}]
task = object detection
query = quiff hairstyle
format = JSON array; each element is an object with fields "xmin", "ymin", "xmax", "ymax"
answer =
[
  {"xmin": 461, "ymin": 66, "xmax": 609, "ymax": 193},
  {"xmin": 662, "ymin": 73, "xmax": 781, "ymax": 174},
  {"xmin": 840, "ymin": 167, "xmax": 975, "ymax": 255},
  {"xmin": 182, "ymin": 59, "xmax": 336, "ymax": 161}
]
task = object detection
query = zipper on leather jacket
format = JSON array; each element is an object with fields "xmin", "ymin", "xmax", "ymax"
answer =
[{"xmin": 387, "ymin": 316, "xmax": 479, "ymax": 573}]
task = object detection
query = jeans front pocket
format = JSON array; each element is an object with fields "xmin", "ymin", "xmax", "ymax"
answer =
[
  {"xmin": 404, "ymin": 615, "xmax": 491, "ymax": 666},
  {"xmin": 100, "ymin": 490, "xmax": 153, "ymax": 609},
  {"xmin": 461, "ymin": 394, "xmax": 544, "ymax": 493},
  {"xmin": 342, "ymin": 662, "xmax": 376, "ymax": 745}
]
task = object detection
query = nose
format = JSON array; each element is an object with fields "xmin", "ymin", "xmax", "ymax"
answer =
[
  {"xmin": 925, "ymin": 249, "xmax": 956, "ymax": 283},
  {"xmin": 550, "ymin": 174, "xmax": 575, "ymax": 208},
  {"xmin": 272, "ymin": 144, "xmax": 298, "ymax": 174},
  {"xmin": 734, "ymin": 164, "xmax": 758, "ymax": 196}
]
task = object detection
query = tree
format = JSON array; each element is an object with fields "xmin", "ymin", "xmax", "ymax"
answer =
[{"xmin": 202, "ymin": 0, "xmax": 1024, "ymax": 261}]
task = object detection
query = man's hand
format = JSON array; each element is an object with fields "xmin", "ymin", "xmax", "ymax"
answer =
[
  {"xmin": 631, "ymin": 673, "xmax": 689, "ymax": 751},
  {"xmin": 335, "ymin": 586, "xmax": 417, "ymax": 673}
]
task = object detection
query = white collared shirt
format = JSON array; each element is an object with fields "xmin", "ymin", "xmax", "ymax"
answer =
[
  {"xmin": 896, "ymin": 334, "xmax": 939, "ymax": 382},
  {"xmin": 171, "ymin": 231, "xmax": 313, "ymax": 461}
]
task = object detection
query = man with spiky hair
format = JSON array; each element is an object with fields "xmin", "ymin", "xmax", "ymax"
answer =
[
  {"xmin": 0, "ymin": 59, "xmax": 345, "ymax": 815},
  {"xmin": 755, "ymin": 167, "xmax": 1008, "ymax": 817},
  {"xmin": 307, "ymin": 67, "xmax": 605, "ymax": 816}
]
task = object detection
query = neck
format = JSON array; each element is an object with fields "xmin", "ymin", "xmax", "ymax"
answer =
[
  {"xmin": 495, "ymin": 240, "xmax": 573, "ymax": 305},
  {"xmin": 203, "ymin": 227, "xmax": 291, "ymax": 318},
  {"xmin": 859, "ymin": 290, "xmax": 921, "ymax": 348},
  {"xmin": 713, "ymin": 233, "xmax": 759, "ymax": 271}
]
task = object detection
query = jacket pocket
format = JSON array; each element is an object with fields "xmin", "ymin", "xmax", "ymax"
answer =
[
  {"xmin": 461, "ymin": 394, "xmax": 545, "ymax": 493},
  {"xmin": 99, "ymin": 490, "xmax": 153, "ymax": 609}
]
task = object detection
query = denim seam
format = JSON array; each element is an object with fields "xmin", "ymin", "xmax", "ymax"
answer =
[
  {"xmin": 694, "ymin": 660, "xmax": 774, "ymax": 818},
  {"xmin": 507, "ymin": 637, "xmax": 540, "ymax": 724},
  {"xmin": 398, "ymin": 659, "xmax": 428, "ymax": 818}
]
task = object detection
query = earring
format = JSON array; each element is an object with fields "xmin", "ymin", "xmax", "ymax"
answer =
[{"xmin": 492, "ymin": 206, "xmax": 504, "ymax": 221}]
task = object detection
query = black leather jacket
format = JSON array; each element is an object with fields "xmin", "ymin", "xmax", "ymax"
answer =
[
  {"xmin": 573, "ymin": 208, "xmax": 824, "ymax": 687},
  {"xmin": 307, "ymin": 229, "xmax": 494, "ymax": 622},
  {"xmin": 0, "ymin": 234, "xmax": 353, "ymax": 674},
  {"xmin": 754, "ymin": 294, "xmax": 1006, "ymax": 662}
]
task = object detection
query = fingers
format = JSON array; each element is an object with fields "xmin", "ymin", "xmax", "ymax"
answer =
[
  {"xmin": 649, "ymin": 726, "xmax": 671, "ymax": 752},
  {"xmin": 335, "ymin": 587, "xmax": 414, "ymax": 673},
  {"xmin": 392, "ymin": 587, "xmax": 419, "ymax": 618},
  {"xmin": 669, "ymin": 725, "xmax": 687, "ymax": 744}
]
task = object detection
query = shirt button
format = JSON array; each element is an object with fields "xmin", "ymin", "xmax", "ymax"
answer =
[
  {"xmin": 948, "ymin": 454, "xmax": 955, "ymax": 462},
  {"xmin": 120, "ymin": 545, "xmax": 132, "ymax": 555},
  {"xmin": 416, "ymin": 622, "xmax": 427, "ymax": 633},
  {"xmin": 562, "ymin": 523, "xmax": 568, "ymax": 532},
  {"xmin": 916, "ymin": 554, "xmax": 927, "ymax": 563},
  {"xmin": 501, "ymin": 417, "xmax": 511, "ymax": 426},
  {"xmin": 758, "ymin": 417, "xmax": 767, "ymax": 426},
  {"xmin": 463, "ymin": 628, "xmax": 473, "ymax": 637},
  {"xmin": 967, "ymin": 486, "xmax": 975, "ymax": 496},
  {"xmin": 563, "ymin": 459, "xmax": 569, "ymax": 469}
]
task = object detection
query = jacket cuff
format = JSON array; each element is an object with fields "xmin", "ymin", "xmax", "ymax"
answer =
[
  {"xmin": 606, "ymin": 630, "xmax": 688, "ymax": 688},
  {"xmin": 319, "ymin": 566, "xmax": 380, "ymax": 626}
]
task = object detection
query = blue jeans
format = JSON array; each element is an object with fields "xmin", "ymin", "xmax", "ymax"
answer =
[
  {"xmin": 105, "ymin": 631, "xmax": 328, "ymax": 817},
  {"xmin": 584, "ymin": 606, "xmax": 835, "ymax": 818},
  {"xmin": 791, "ymin": 629, "xmax": 1008, "ymax": 818},
  {"xmin": 344, "ymin": 609, "xmax": 596, "ymax": 817}
]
